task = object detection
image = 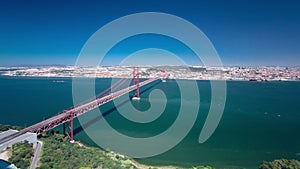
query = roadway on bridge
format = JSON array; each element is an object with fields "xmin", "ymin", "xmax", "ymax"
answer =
[{"xmin": 0, "ymin": 77, "xmax": 160, "ymax": 146}]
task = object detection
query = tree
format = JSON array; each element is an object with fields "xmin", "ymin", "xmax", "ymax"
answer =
[{"xmin": 259, "ymin": 159, "xmax": 300, "ymax": 169}]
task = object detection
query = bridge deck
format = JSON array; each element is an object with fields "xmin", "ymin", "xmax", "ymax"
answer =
[{"xmin": 0, "ymin": 78, "xmax": 159, "ymax": 145}]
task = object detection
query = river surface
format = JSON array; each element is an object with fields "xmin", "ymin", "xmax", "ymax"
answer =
[{"xmin": 0, "ymin": 76, "xmax": 300, "ymax": 168}]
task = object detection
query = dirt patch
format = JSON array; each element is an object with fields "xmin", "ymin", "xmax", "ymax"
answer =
[{"xmin": 0, "ymin": 149, "xmax": 11, "ymax": 161}]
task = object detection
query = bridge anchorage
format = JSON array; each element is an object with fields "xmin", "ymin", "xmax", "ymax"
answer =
[{"xmin": 0, "ymin": 67, "xmax": 165, "ymax": 146}]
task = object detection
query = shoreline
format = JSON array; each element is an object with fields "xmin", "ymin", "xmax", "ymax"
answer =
[
  {"xmin": 1, "ymin": 74, "xmax": 299, "ymax": 82},
  {"xmin": 0, "ymin": 65, "xmax": 299, "ymax": 82},
  {"xmin": 73, "ymin": 140, "xmax": 187, "ymax": 169},
  {"xmin": 0, "ymin": 123, "xmax": 190, "ymax": 169}
]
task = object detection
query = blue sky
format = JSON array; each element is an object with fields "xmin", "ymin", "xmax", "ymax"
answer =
[{"xmin": 0, "ymin": 0, "xmax": 299, "ymax": 66}]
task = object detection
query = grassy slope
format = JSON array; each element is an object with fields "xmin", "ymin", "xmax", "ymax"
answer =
[
  {"xmin": 37, "ymin": 133, "xmax": 136, "ymax": 169},
  {"xmin": 3, "ymin": 124, "xmax": 300, "ymax": 169},
  {"xmin": 8, "ymin": 142, "xmax": 33, "ymax": 169}
]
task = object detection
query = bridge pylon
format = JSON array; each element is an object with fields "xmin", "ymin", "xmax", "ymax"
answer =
[
  {"xmin": 161, "ymin": 66, "xmax": 168, "ymax": 82},
  {"xmin": 63, "ymin": 110, "xmax": 74, "ymax": 142},
  {"xmin": 132, "ymin": 67, "xmax": 140, "ymax": 100},
  {"xmin": 69, "ymin": 111, "xmax": 74, "ymax": 142}
]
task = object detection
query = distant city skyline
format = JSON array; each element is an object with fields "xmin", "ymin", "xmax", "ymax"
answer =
[
  {"xmin": 2, "ymin": 65, "xmax": 299, "ymax": 82},
  {"xmin": 0, "ymin": 0, "xmax": 299, "ymax": 66}
]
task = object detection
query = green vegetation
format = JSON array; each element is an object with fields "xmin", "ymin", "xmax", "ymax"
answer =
[
  {"xmin": 37, "ymin": 133, "xmax": 137, "ymax": 169},
  {"xmin": 259, "ymin": 159, "xmax": 300, "ymax": 169},
  {"xmin": 3, "ymin": 124, "xmax": 299, "ymax": 169},
  {"xmin": 0, "ymin": 124, "xmax": 22, "ymax": 131},
  {"xmin": 192, "ymin": 166, "xmax": 213, "ymax": 169},
  {"xmin": 8, "ymin": 141, "xmax": 34, "ymax": 169}
]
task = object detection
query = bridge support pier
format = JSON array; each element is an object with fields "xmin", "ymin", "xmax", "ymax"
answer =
[
  {"xmin": 63, "ymin": 123, "xmax": 66, "ymax": 136},
  {"xmin": 132, "ymin": 67, "xmax": 140, "ymax": 100},
  {"xmin": 69, "ymin": 111, "xmax": 74, "ymax": 142},
  {"xmin": 63, "ymin": 110, "xmax": 74, "ymax": 142},
  {"xmin": 161, "ymin": 66, "xmax": 167, "ymax": 82}
]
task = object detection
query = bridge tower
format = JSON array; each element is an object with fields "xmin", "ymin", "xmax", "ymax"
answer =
[
  {"xmin": 69, "ymin": 111, "xmax": 74, "ymax": 142},
  {"xmin": 132, "ymin": 67, "xmax": 140, "ymax": 100},
  {"xmin": 161, "ymin": 66, "xmax": 167, "ymax": 82},
  {"xmin": 63, "ymin": 110, "xmax": 74, "ymax": 142}
]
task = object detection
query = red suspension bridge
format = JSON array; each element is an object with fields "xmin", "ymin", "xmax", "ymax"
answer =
[{"xmin": 0, "ymin": 67, "xmax": 166, "ymax": 147}]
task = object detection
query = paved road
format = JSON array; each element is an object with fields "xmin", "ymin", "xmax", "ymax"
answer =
[{"xmin": 30, "ymin": 141, "xmax": 43, "ymax": 169}]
